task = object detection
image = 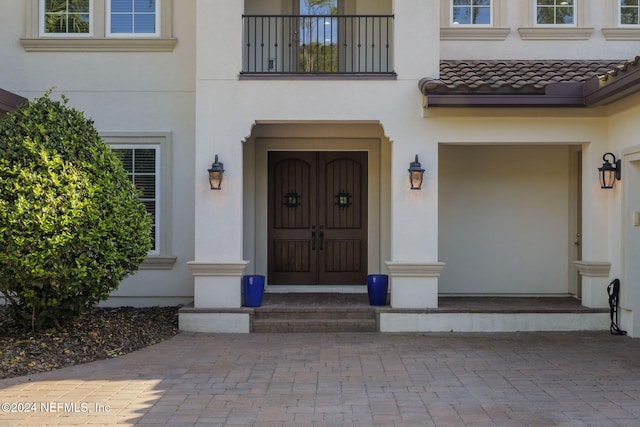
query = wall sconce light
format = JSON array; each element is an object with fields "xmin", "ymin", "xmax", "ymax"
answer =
[
  {"xmin": 208, "ymin": 155, "xmax": 225, "ymax": 190},
  {"xmin": 598, "ymin": 152, "xmax": 621, "ymax": 189},
  {"xmin": 408, "ymin": 155, "xmax": 425, "ymax": 190}
]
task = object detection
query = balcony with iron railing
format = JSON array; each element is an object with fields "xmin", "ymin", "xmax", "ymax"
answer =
[{"xmin": 241, "ymin": 15, "xmax": 395, "ymax": 76}]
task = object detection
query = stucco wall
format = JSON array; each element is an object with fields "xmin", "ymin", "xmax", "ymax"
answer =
[
  {"xmin": 0, "ymin": 2, "xmax": 197, "ymax": 306},
  {"xmin": 439, "ymin": 145, "xmax": 573, "ymax": 295},
  {"xmin": 606, "ymin": 92, "xmax": 640, "ymax": 336},
  {"xmin": 245, "ymin": 0, "xmax": 283, "ymax": 15},
  {"xmin": 440, "ymin": 0, "xmax": 637, "ymax": 60},
  {"xmin": 194, "ymin": 0, "xmax": 441, "ymax": 270},
  {"xmin": 4, "ymin": 0, "xmax": 638, "ymax": 314},
  {"xmin": 245, "ymin": 0, "xmax": 391, "ymax": 15}
]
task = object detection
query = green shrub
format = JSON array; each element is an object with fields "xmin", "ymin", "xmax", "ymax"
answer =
[{"xmin": 0, "ymin": 93, "xmax": 152, "ymax": 330}]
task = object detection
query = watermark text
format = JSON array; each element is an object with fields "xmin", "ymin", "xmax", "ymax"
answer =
[{"xmin": 1, "ymin": 401, "xmax": 110, "ymax": 414}]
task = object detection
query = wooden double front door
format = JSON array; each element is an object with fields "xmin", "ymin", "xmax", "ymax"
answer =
[{"xmin": 268, "ymin": 151, "xmax": 368, "ymax": 285}]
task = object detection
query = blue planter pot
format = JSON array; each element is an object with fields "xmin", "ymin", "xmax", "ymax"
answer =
[
  {"xmin": 243, "ymin": 275, "xmax": 265, "ymax": 307},
  {"xmin": 367, "ymin": 274, "xmax": 389, "ymax": 306}
]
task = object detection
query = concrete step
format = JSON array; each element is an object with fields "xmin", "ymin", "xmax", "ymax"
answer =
[
  {"xmin": 251, "ymin": 305, "xmax": 378, "ymax": 332},
  {"xmin": 252, "ymin": 318, "xmax": 378, "ymax": 333},
  {"xmin": 253, "ymin": 307, "xmax": 376, "ymax": 321}
]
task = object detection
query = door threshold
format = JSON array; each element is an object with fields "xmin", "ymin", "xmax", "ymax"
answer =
[{"xmin": 266, "ymin": 285, "xmax": 367, "ymax": 294}]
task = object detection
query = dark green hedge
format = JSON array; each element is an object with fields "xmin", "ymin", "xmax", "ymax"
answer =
[{"xmin": 0, "ymin": 93, "xmax": 151, "ymax": 330}]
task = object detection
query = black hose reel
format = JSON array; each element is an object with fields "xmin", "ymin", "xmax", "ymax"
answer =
[{"xmin": 607, "ymin": 278, "xmax": 627, "ymax": 336}]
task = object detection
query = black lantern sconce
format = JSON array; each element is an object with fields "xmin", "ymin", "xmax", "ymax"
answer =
[
  {"xmin": 408, "ymin": 155, "xmax": 425, "ymax": 190},
  {"xmin": 208, "ymin": 155, "xmax": 225, "ymax": 190},
  {"xmin": 598, "ymin": 152, "xmax": 621, "ymax": 189}
]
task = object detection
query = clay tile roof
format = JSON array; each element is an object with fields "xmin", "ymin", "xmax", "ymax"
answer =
[
  {"xmin": 420, "ymin": 59, "xmax": 628, "ymax": 95},
  {"xmin": 597, "ymin": 55, "xmax": 640, "ymax": 82},
  {"xmin": 585, "ymin": 55, "xmax": 640, "ymax": 106}
]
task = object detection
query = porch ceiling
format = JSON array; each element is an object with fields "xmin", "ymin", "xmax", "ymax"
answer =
[{"xmin": 419, "ymin": 56, "xmax": 640, "ymax": 108}]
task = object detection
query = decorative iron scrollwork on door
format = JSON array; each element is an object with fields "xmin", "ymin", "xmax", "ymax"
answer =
[
  {"xmin": 334, "ymin": 190, "xmax": 352, "ymax": 209},
  {"xmin": 283, "ymin": 190, "xmax": 301, "ymax": 209}
]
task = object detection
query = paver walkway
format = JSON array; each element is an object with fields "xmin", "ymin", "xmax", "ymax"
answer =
[{"xmin": 1, "ymin": 331, "xmax": 639, "ymax": 426}]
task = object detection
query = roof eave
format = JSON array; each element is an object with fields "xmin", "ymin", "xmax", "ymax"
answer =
[
  {"xmin": 0, "ymin": 89, "xmax": 28, "ymax": 115},
  {"xmin": 584, "ymin": 66, "xmax": 640, "ymax": 107},
  {"xmin": 424, "ymin": 82, "xmax": 585, "ymax": 108},
  {"xmin": 425, "ymin": 94, "xmax": 585, "ymax": 108},
  {"xmin": 420, "ymin": 57, "xmax": 640, "ymax": 109}
]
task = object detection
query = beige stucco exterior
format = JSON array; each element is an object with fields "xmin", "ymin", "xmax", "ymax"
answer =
[
  {"xmin": 606, "ymin": 92, "xmax": 640, "ymax": 336},
  {"xmin": 1, "ymin": 0, "xmax": 639, "ymax": 334},
  {"xmin": 0, "ymin": 1, "xmax": 196, "ymax": 307}
]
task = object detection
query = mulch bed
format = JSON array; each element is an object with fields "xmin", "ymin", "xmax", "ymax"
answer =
[{"xmin": 0, "ymin": 306, "xmax": 179, "ymax": 379}]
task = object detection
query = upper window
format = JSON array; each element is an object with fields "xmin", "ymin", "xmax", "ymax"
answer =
[
  {"xmin": 24, "ymin": 0, "xmax": 175, "ymax": 51},
  {"xmin": 536, "ymin": 0, "xmax": 575, "ymax": 25},
  {"xmin": 602, "ymin": 0, "xmax": 640, "ymax": 40},
  {"xmin": 620, "ymin": 0, "xmax": 640, "ymax": 25},
  {"xmin": 519, "ymin": 0, "xmax": 591, "ymax": 39},
  {"xmin": 41, "ymin": 0, "xmax": 92, "ymax": 36},
  {"xmin": 441, "ymin": 0, "xmax": 509, "ymax": 40},
  {"xmin": 107, "ymin": 0, "xmax": 160, "ymax": 37},
  {"xmin": 40, "ymin": 0, "xmax": 159, "ymax": 37},
  {"xmin": 452, "ymin": 0, "xmax": 492, "ymax": 25}
]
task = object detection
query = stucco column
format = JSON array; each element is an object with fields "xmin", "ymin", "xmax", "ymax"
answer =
[
  {"xmin": 190, "ymin": 0, "xmax": 249, "ymax": 311},
  {"xmin": 577, "ymin": 144, "xmax": 615, "ymax": 309},
  {"xmin": 575, "ymin": 261, "xmax": 611, "ymax": 308},
  {"xmin": 384, "ymin": 140, "xmax": 444, "ymax": 309},
  {"xmin": 188, "ymin": 261, "xmax": 249, "ymax": 308},
  {"xmin": 385, "ymin": 122, "xmax": 443, "ymax": 308},
  {"xmin": 386, "ymin": 262, "xmax": 445, "ymax": 308},
  {"xmin": 380, "ymin": 0, "xmax": 442, "ymax": 309}
]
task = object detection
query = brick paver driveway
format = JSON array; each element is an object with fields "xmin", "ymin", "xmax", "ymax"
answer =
[{"xmin": 1, "ymin": 332, "xmax": 639, "ymax": 426}]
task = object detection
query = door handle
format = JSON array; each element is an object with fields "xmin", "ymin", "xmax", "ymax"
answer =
[
  {"xmin": 319, "ymin": 225, "xmax": 324, "ymax": 250},
  {"xmin": 311, "ymin": 226, "xmax": 316, "ymax": 250},
  {"xmin": 574, "ymin": 233, "xmax": 581, "ymax": 246}
]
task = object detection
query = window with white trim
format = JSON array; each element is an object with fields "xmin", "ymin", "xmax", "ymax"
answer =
[
  {"xmin": 23, "ymin": 0, "xmax": 175, "ymax": 52},
  {"xmin": 536, "ymin": 0, "xmax": 575, "ymax": 26},
  {"xmin": 40, "ymin": 0, "xmax": 159, "ymax": 37},
  {"xmin": 103, "ymin": 133, "xmax": 175, "ymax": 270},
  {"xmin": 107, "ymin": 0, "xmax": 160, "ymax": 37},
  {"xmin": 441, "ymin": 0, "xmax": 508, "ymax": 40},
  {"xmin": 602, "ymin": 1, "xmax": 640, "ymax": 40},
  {"xmin": 40, "ymin": 0, "xmax": 93, "ymax": 36},
  {"xmin": 111, "ymin": 145, "xmax": 160, "ymax": 254},
  {"xmin": 519, "ymin": 0, "xmax": 590, "ymax": 39},
  {"xmin": 451, "ymin": 0, "xmax": 492, "ymax": 26},
  {"xmin": 620, "ymin": 0, "xmax": 640, "ymax": 25}
]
